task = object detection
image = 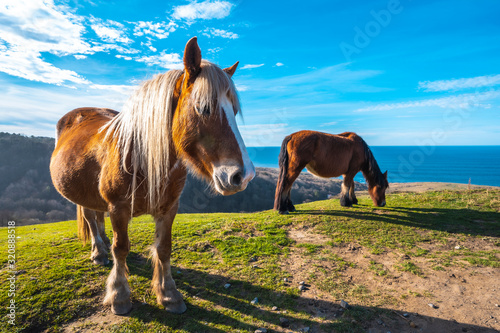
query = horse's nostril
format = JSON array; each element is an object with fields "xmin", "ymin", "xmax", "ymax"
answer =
[{"xmin": 230, "ymin": 171, "xmax": 243, "ymax": 187}]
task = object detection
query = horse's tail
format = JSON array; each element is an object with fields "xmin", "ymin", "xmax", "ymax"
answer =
[
  {"xmin": 274, "ymin": 135, "xmax": 292, "ymax": 211},
  {"xmin": 76, "ymin": 205, "xmax": 90, "ymax": 245}
]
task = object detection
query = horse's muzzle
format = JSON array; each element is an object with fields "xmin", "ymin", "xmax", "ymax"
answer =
[{"xmin": 213, "ymin": 164, "xmax": 255, "ymax": 195}]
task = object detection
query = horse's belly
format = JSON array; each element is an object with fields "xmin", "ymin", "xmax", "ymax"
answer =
[
  {"xmin": 305, "ymin": 163, "xmax": 343, "ymax": 179},
  {"xmin": 50, "ymin": 147, "xmax": 108, "ymax": 212}
]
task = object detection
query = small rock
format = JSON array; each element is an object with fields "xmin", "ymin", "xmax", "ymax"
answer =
[
  {"xmin": 403, "ymin": 313, "xmax": 409, "ymax": 317},
  {"xmin": 249, "ymin": 257, "xmax": 257, "ymax": 262},
  {"xmin": 251, "ymin": 297, "xmax": 258, "ymax": 305},
  {"xmin": 176, "ymin": 270, "xmax": 182, "ymax": 274},
  {"xmin": 461, "ymin": 278, "xmax": 467, "ymax": 283},
  {"xmin": 299, "ymin": 285, "xmax": 307, "ymax": 291},
  {"xmin": 402, "ymin": 254, "xmax": 410, "ymax": 260},
  {"xmin": 252, "ymin": 265, "xmax": 259, "ymax": 269},
  {"xmin": 224, "ymin": 283, "xmax": 231, "ymax": 289},
  {"xmin": 255, "ymin": 328, "xmax": 267, "ymax": 333},
  {"xmin": 15, "ymin": 270, "xmax": 26, "ymax": 275},
  {"xmin": 409, "ymin": 321, "xmax": 417, "ymax": 328},
  {"xmin": 455, "ymin": 245, "xmax": 461, "ymax": 250},
  {"xmin": 299, "ymin": 281, "xmax": 305, "ymax": 285},
  {"xmin": 284, "ymin": 277, "xmax": 289, "ymax": 282},
  {"xmin": 450, "ymin": 273, "xmax": 456, "ymax": 278},
  {"xmin": 376, "ymin": 319, "xmax": 383, "ymax": 325},
  {"xmin": 340, "ymin": 300, "xmax": 350, "ymax": 309},
  {"xmin": 428, "ymin": 303, "xmax": 438, "ymax": 309},
  {"xmin": 495, "ymin": 304, "xmax": 499, "ymax": 307},
  {"xmin": 272, "ymin": 306, "xmax": 278, "ymax": 311},
  {"xmin": 302, "ymin": 327, "xmax": 310, "ymax": 332},
  {"xmin": 279, "ymin": 317, "xmax": 290, "ymax": 328}
]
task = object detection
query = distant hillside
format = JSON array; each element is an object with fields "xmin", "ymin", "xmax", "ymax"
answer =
[{"xmin": 0, "ymin": 133, "xmax": 365, "ymax": 225}]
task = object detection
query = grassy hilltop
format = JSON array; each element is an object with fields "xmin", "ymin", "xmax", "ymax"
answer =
[{"xmin": 0, "ymin": 189, "xmax": 499, "ymax": 332}]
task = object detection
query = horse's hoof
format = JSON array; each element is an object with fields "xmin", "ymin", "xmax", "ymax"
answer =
[
  {"xmin": 352, "ymin": 199, "xmax": 358, "ymax": 205},
  {"xmin": 91, "ymin": 253, "xmax": 109, "ymax": 265},
  {"xmin": 111, "ymin": 300, "xmax": 132, "ymax": 315},
  {"xmin": 289, "ymin": 206, "xmax": 296, "ymax": 212},
  {"xmin": 278, "ymin": 210, "xmax": 289, "ymax": 215},
  {"xmin": 340, "ymin": 198, "xmax": 352, "ymax": 207},
  {"xmin": 93, "ymin": 256, "xmax": 109, "ymax": 266},
  {"xmin": 163, "ymin": 299, "xmax": 187, "ymax": 314}
]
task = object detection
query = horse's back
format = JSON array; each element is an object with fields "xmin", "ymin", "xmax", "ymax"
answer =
[
  {"xmin": 288, "ymin": 130, "xmax": 364, "ymax": 178},
  {"xmin": 56, "ymin": 107, "xmax": 118, "ymax": 140}
]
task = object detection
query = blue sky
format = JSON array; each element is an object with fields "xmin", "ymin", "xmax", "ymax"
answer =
[{"xmin": 0, "ymin": 0, "xmax": 499, "ymax": 146}]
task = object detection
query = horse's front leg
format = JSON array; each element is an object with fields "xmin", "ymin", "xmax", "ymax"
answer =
[
  {"xmin": 349, "ymin": 181, "xmax": 358, "ymax": 205},
  {"xmin": 340, "ymin": 176, "xmax": 353, "ymax": 207},
  {"xmin": 103, "ymin": 206, "xmax": 132, "ymax": 315},
  {"xmin": 152, "ymin": 202, "xmax": 186, "ymax": 313}
]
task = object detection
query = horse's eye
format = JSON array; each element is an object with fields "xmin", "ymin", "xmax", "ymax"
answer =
[{"xmin": 197, "ymin": 105, "xmax": 210, "ymax": 115}]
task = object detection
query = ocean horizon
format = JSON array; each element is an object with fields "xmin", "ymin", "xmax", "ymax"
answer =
[{"xmin": 247, "ymin": 146, "xmax": 500, "ymax": 187}]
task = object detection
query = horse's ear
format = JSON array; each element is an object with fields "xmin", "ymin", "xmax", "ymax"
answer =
[
  {"xmin": 383, "ymin": 170, "xmax": 388, "ymax": 179},
  {"xmin": 183, "ymin": 37, "xmax": 202, "ymax": 78},
  {"xmin": 223, "ymin": 61, "xmax": 239, "ymax": 77}
]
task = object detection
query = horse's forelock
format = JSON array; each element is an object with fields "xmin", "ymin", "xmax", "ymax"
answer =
[{"xmin": 190, "ymin": 60, "xmax": 241, "ymax": 116}]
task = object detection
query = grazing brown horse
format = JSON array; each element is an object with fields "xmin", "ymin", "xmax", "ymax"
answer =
[
  {"xmin": 50, "ymin": 37, "xmax": 255, "ymax": 315},
  {"xmin": 274, "ymin": 130, "xmax": 388, "ymax": 214}
]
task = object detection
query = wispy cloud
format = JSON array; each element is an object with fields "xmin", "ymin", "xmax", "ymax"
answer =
[
  {"xmin": 172, "ymin": 1, "xmax": 234, "ymax": 21},
  {"xmin": 136, "ymin": 51, "xmax": 183, "ymax": 69},
  {"xmin": 132, "ymin": 21, "xmax": 177, "ymax": 39},
  {"xmin": 241, "ymin": 64, "xmax": 264, "ymax": 70},
  {"xmin": 320, "ymin": 121, "xmax": 338, "ymax": 127},
  {"xmin": 355, "ymin": 90, "xmax": 500, "ymax": 112},
  {"xmin": 90, "ymin": 18, "xmax": 132, "ymax": 44},
  {"xmin": 275, "ymin": 62, "xmax": 284, "ymax": 67},
  {"xmin": 203, "ymin": 28, "xmax": 238, "ymax": 39},
  {"xmin": 418, "ymin": 74, "xmax": 500, "ymax": 92}
]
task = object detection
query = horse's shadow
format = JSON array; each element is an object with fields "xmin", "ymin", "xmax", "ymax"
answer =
[
  {"xmin": 121, "ymin": 264, "xmax": 497, "ymax": 333},
  {"xmin": 293, "ymin": 205, "xmax": 500, "ymax": 238}
]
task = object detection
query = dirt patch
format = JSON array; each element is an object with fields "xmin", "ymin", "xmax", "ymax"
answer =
[
  {"xmin": 281, "ymin": 228, "xmax": 500, "ymax": 333},
  {"xmin": 62, "ymin": 309, "xmax": 125, "ymax": 332}
]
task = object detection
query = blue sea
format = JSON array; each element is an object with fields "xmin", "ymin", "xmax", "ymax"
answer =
[{"xmin": 247, "ymin": 146, "xmax": 500, "ymax": 187}]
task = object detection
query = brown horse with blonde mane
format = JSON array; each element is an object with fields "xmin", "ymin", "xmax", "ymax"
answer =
[
  {"xmin": 50, "ymin": 38, "xmax": 255, "ymax": 315},
  {"xmin": 274, "ymin": 130, "xmax": 388, "ymax": 214}
]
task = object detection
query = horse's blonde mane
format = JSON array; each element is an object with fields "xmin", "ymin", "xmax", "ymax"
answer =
[{"xmin": 102, "ymin": 60, "xmax": 240, "ymax": 212}]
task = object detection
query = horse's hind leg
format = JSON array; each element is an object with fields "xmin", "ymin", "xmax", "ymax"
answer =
[
  {"xmin": 103, "ymin": 206, "xmax": 132, "ymax": 315},
  {"xmin": 80, "ymin": 207, "xmax": 109, "ymax": 265},
  {"xmin": 285, "ymin": 189, "xmax": 296, "ymax": 212},
  {"xmin": 151, "ymin": 202, "xmax": 186, "ymax": 313},
  {"xmin": 96, "ymin": 211, "xmax": 111, "ymax": 249}
]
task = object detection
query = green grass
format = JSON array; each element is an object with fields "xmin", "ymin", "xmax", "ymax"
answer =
[{"xmin": 0, "ymin": 189, "xmax": 499, "ymax": 332}]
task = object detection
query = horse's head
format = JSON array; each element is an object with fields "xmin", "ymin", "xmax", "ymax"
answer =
[
  {"xmin": 369, "ymin": 170, "xmax": 389, "ymax": 207},
  {"xmin": 173, "ymin": 37, "xmax": 255, "ymax": 195}
]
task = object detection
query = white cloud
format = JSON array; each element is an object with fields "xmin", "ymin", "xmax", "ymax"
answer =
[
  {"xmin": 418, "ymin": 74, "xmax": 500, "ymax": 92},
  {"xmin": 136, "ymin": 51, "xmax": 183, "ymax": 69},
  {"xmin": 355, "ymin": 90, "xmax": 500, "ymax": 112},
  {"xmin": 241, "ymin": 63, "xmax": 264, "ymax": 70},
  {"xmin": 90, "ymin": 18, "xmax": 132, "ymax": 44},
  {"xmin": 74, "ymin": 55, "xmax": 87, "ymax": 60},
  {"xmin": 275, "ymin": 62, "xmax": 284, "ymax": 67},
  {"xmin": 116, "ymin": 54, "xmax": 133, "ymax": 60},
  {"xmin": 172, "ymin": 1, "xmax": 234, "ymax": 21},
  {"xmin": 203, "ymin": 28, "xmax": 238, "ymax": 39},
  {"xmin": 132, "ymin": 21, "xmax": 177, "ymax": 39},
  {"xmin": 0, "ymin": 80, "xmax": 132, "ymax": 137},
  {"xmin": 0, "ymin": 49, "xmax": 90, "ymax": 86}
]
